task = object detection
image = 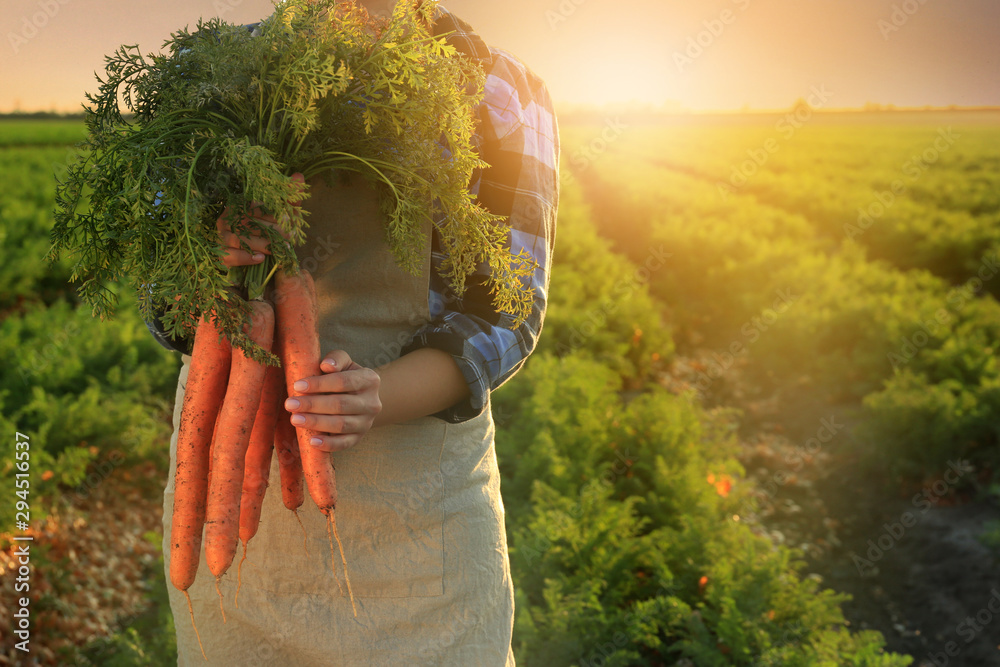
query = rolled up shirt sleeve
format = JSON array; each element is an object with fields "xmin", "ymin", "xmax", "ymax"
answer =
[
  {"xmin": 146, "ymin": 314, "xmax": 193, "ymax": 355},
  {"xmin": 402, "ymin": 43, "xmax": 560, "ymax": 423}
]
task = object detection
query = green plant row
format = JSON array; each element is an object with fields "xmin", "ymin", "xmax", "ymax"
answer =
[
  {"xmin": 0, "ymin": 293, "xmax": 179, "ymax": 528},
  {"xmin": 0, "ymin": 146, "xmax": 78, "ymax": 311},
  {"xmin": 493, "ymin": 175, "xmax": 909, "ymax": 665},
  {"xmin": 573, "ymin": 121, "xmax": 1000, "ymax": 475}
]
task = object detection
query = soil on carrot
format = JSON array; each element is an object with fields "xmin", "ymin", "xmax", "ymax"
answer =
[{"xmin": 667, "ymin": 352, "xmax": 1000, "ymax": 667}]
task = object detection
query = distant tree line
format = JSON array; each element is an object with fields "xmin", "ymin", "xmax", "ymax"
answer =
[{"xmin": 0, "ymin": 111, "xmax": 86, "ymax": 120}]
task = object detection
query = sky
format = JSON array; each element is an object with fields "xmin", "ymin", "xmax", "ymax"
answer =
[{"xmin": 1, "ymin": 0, "xmax": 998, "ymax": 112}]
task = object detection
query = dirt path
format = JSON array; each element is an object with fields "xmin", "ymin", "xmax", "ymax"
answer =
[
  {"xmin": 818, "ymin": 474, "xmax": 1000, "ymax": 666},
  {"xmin": 0, "ymin": 461, "xmax": 166, "ymax": 665},
  {"xmin": 715, "ymin": 362, "xmax": 1000, "ymax": 666}
]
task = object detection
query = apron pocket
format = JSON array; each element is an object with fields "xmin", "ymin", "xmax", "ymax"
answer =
[
  {"xmin": 331, "ymin": 417, "xmax": 448, "ymax": 598},
  {"xmin": 187, "ymin": 417, "xmax": 448, "ymax": 601}
]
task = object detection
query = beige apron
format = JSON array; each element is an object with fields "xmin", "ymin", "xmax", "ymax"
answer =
[{"xmin": 162, "ymin": 172, "xmax": 515, "ymax": 666}]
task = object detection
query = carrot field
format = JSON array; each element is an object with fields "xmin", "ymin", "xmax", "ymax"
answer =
[{"xmin": 2, "ymin": 110, "xmax": 1000, "ymax": 665}]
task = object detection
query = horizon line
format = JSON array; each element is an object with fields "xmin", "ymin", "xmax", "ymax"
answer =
[{"xmin": 3, "ymin": 103, "xmax": 999, "ymax": 118}]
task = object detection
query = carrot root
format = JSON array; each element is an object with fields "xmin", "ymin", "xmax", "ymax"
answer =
[
  {"xmin": 235, "ymin": 541, "xmax": 248, "ymax": 609},
  {"xmin": 329, "ymin": 512, "xmax": 355, "ymax": 617},
  {"xmin": 294, "ymin": 509, "xmax": 310, "ymax": 559},
  {"xmin": 183, "ymin": 589, "xmax": 207, "ymax": 662},
  {"xmin": 326, "ymin": 516, "xmax": 344, "ymax": 597},
  {"xmin": 215, "ymin": 578, "xmax": 227, "ymax": 624}
]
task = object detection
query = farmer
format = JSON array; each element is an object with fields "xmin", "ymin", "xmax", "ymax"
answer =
[{"xmin": 148, "ymin": 1, "xmax": 559, "ymax": 664}]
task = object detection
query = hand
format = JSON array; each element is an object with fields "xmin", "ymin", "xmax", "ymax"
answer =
[
  {"xmin": 217, "ymin": 173, "xmax": 303, "ymax": 268},
  {"xmin": 283, "ymin": 350, "xmax": 383, "ymax": 453}
]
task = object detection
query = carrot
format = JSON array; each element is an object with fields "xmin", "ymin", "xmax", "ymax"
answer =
[
  {"xmin": 273, "ymin": 316, "xmax": 306, "ymax": 513},
  {"xmin": 238, "ymin": 363, "xmax": 281, "ymax": 545},
  {"xmin": 275, "ymin": 394, "xmax": 305, "ymax": 511},
  {"xmin": 272, "ymin": 310, "xmax": 309, "ymax": 553},
  {"xmin": 274, "ymin": 383, "xmax": 311, "ymax": 555},
  {"xmin": 170, "ymin": 313, "xmax": 231, "ymax": 660},
  {"xmin": 170, "ymin": 313, "xmax": 231, "ymax": 590},
  {"xmin": 274, "ymin": 268, "xmax": 355, "ymax": 615},
  {"xmin": 235, "ymin": 359, "xmax": 282, "ymax": 606},
  {"xmin": 204, "ymin": 300, "xmax": 275, "ymax": 600}
]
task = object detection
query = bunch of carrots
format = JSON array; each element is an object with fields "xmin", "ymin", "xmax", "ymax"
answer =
[{"xmin": 170, "ymin": 268, "xmax": 354, "ymax": 657}]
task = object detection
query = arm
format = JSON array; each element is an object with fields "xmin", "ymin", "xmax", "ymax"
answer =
[
  {"xmin": 282, "ymin": 348, "xmax": 469, "ymax": 452},
  {"xmin": 372, "ymin": 348, "xmax": 469, "ymax": 426}
]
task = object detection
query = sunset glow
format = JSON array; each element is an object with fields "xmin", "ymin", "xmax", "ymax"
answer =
[{"xmin": 2, "ymin": 0, "xmax": 999, "ymax": 112}]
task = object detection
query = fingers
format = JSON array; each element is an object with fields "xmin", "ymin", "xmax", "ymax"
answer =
[
  {"xmin": 218, "ymin": 226, "xmax": 273, "ymax": 254},
  {"xmin": 284, "ymin": 377, "xmax": 381, "ymax": 424},
  {"xmin": 218, "ymin": 206, "xmax": 289, "ymax": 242},
  {"xmin": 320, "ymin": 349, "xmax": 354, "ymax": 374},
  {"xmin": 284, "ymin": 398, "xmax": 376, "ymax": 453},
  {"xmin": 220, "ymin": 248, "xmax": 266, "ymax": 269},
  {"xmin": 215, "ymin": 175, "xmax": 306, "ymax": 268},
  {"xmin": 307, "ymin": 434, "xmax": 362, "ymax": 453},
  {"xmin": 289, "ymin": 413, "xmax": 369, "ymax": 436},
  {"xmin": 284, "ymin": 349, "xmax": 381, "ymax": 452},
  {"xmin": 284, "ymin": 392, "xmax": 368, "ymax": 417},
  {"xmin": 216, "ymin": 206, "xmax": 291, "ymax": 268},
  {"xmin": 292, "ymin": 367, "xmax": 378, "ymax": 394}
]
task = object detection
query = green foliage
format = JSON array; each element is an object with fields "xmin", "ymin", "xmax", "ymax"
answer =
[
  {"xmin": 493, "ymin": 178, "xmax": 908, "ymax": 665},
  {"xmin": 0, "ymin": 293, "xmax": 178, "ymax": 525},
  {"xmin": 0, "ymin": 119, "xmax": 87, "ymax": 147},
  {"xmin": 858, "ymin": 289, "xmax": 1000, "ymax": 471},
  {"xmin": 538, "ymin": 173, "xmax": 674, "ymax": 381},
  {"xmin": 495, "ymin": 353, "xmax": 909, "ymax": 666},
  {"xmin": 862, "ymin": 370, "xmax": 1000, "ymax": 473},
  {"xmin": 0, "ymin": 146, "xmax": 79, "ymax": 309},
  {"xmin": 49, "ymin": 0, "xmax": 532, "ymax": 364},
  {"xmin": 570, "ymin": 113, "xmax": 1000, "ymax": 475}
]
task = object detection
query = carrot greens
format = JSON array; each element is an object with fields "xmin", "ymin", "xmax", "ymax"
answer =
[{"xmin": 49, "ymin": 0, "xmax": 536, "ymax": 363}]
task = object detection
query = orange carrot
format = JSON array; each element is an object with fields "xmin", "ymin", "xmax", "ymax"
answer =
[
  {"xmin": 274, "ymin": 382, "xmax": 310, "ymax": 557},
  {"xmin": 275, "ymin": 395, "xmax": 305, "ymax": 511},
  {"xmin": 274, "ymin": 268, "xmax": 355, "ymax": 615},
  {"xmin": 274, "ymin": 269, "xmax": 335, "ymax": 513},
  {"xmin": 235, "ymin": 358, "xmax": 282, "ymax": 606},
  {"xmin": 204, "ymin": 300, "xmax": 275, "ymax": 591},
  {"xmin": 273, "ymin": 316, "xmax": 305, "ymax": 513},
  {"xmin": 170, "ymin": 313, "xmax": 231, "ymax": 592},
  {"xmin": 170, "ymin": 313, "xmax": 231, "ymax": 660},
  {"xmin": 238, "ymin": 362, "xmax": 281, "ymax": 547}
]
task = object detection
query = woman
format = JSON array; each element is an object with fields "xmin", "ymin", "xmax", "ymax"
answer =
[{"xmin": 152, "ymin": 2, "xmax": 559, "ymax": 664}]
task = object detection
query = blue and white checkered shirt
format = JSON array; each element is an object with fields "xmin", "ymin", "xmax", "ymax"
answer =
[{"xmin": 147, "ymin": 6, "xmax": 560, "ymax": 424}]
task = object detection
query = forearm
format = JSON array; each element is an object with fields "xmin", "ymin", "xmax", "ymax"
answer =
[{"xmin": 373, "ymin": 348, "xmax": 470, "ymax": 427}]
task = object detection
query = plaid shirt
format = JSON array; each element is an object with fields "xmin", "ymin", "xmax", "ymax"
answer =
[{"xmin": 147, "ymin": 6, "xmax": 560, "ymax": 424}]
